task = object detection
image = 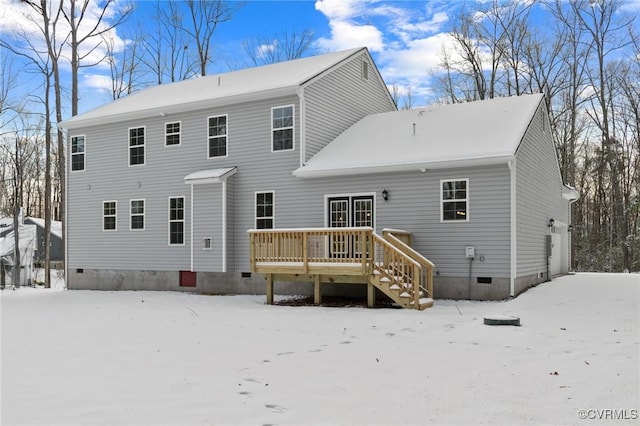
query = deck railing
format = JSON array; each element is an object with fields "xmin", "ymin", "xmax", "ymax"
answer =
[
  {"xmin": 248, "ymin": 227, "xmax": 374, "ymax": 274},
  {"xmin": 248, "ymin": 227, "xmax": 433, "ymax": 308}
]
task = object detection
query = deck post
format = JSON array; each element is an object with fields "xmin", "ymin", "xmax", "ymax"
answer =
[
  {"xmin": 367, "ymin": 283, "xmax": 376, "ymax": 308},
  {"xmin": 413, "ymin": 265, "xmax": 420, "ymax": 309},
  {"xmin": 314, "ymin": 275, "xmax": 321, "ymax": 305},
  {"xmin": 266, "ymin": 274, "xmax": 274, "ymax": 305}
]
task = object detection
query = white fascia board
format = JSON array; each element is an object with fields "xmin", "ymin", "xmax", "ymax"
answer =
[
  {"xmin": 293, "ymin": 155, "xmax": 515, "ymax": 178},
  {"xmin": 59, "ymin": 86, "xmax": 298, "ymax": 130},
  {"xmin": 184, "ymin": 167, "xmax": 237, "ymax": 185}
]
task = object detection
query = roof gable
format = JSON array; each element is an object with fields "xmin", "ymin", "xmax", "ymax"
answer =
[
  {"xmin": 59, "ymin": 48, "xmax": 365, "ymax": 129},
  {"xmin": 294, "ymin": 94, "xmax": 544, "ymax": 178}
]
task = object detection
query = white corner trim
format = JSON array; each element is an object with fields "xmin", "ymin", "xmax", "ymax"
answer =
[
  {"xmin": 222, "ymin": 180, "xmax": 227, "ymax": 273},
  {"xmin": 508, "ymin": 158, "xmax": 517, "ymax": 297}
]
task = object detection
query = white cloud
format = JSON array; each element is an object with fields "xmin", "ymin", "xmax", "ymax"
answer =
[
  {"xmin": 313, "ymin": 1, "xmax": 460, "ymax": 105},
  {"xmin": 316, "ymin": 20, "xmax": 384, "ymax": 52},
  {"xmin": 0, "ymin": 0, "xmax": 128, "ymax": 70}
]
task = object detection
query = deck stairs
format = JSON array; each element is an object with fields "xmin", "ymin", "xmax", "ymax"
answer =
[
  {"xmin": 368, "ymin": 232, "xmax": 434, "ymax": 310},
  {"xmin": 369, "ymin": 267, "xmax": 433, "ymax": 310}
]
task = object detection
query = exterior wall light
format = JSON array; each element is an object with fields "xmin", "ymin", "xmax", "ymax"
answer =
[
  {"xmin": 382, "ymin": 189, "xmax": 389, "ymax": 201},
  {"xmin": 548, "ymin": 218, "xmax": 555, "ymax": 228}
]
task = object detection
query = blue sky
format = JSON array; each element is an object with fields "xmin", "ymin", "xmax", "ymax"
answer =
[{"xmin": 1, "ymin": 0, "xmax": 639, "ymax": 118}]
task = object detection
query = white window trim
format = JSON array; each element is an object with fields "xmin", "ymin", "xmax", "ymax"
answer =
[
  {"xmin": 168, "ymin": 196, "xmax": 186, "ymax": 246},
  {"xmin": 128, "ymin": 126, "xmax": 146, "ymax": 167},
  {"xmin": 129, "ymin": 199, "xmax": 145, "ymax": 231},
  {"xmin": 440, "ymin": 178, "xmax": 470, "ymax": 223},
  {"xmin": 255, "ymin": 191, "xmax": 275, "ymax": 229},
  {"xmin": 165, "ymin": 121, "xmax": 181, "ymax": 147},
  {"xmin": 271, "ymin": 105, "xmax": 295, "ymax": 153},
  {"xmin": 70, "ymin": 134, "xmax": 86, "ymax": 173},
  {"xmin": 207, "ymin": 114, "xmax": 229, "ymax": 159},
  {"xmin": 102, "ymin": 200, "xmax": 117, "ymax": 232}
]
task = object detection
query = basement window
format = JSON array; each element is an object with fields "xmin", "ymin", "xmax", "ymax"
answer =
[{"xmin": 477, "ymin": 277, "xmax": 492, "ymax": 284}]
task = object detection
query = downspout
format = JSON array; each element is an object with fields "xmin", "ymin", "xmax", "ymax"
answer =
[
  {"xmin": 297, "ymin": 87, "xmax": 306, "ymax": 167},
  {"xmin": 190, "ymin": 183, "xmax": 194, "ymax": 272},
  {"xmin": 508, "ymin": 158, "xmax": 517, "ymax": 297},
  {"xmin": 222, "ymin": 180, "xmax": 227, "ymax": 272}
]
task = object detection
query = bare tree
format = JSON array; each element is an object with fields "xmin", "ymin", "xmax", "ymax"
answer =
[
  {"xmin": 243, "ymin": 29, "xmax": 314, "ymax": 66},
  {"xmin": 184, "ymin": 0, "xmax": 234, "ymax": 76}
]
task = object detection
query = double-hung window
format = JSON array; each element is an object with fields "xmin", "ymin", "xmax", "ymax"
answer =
[
  {"xmin": 169, "ymin": 197, "xmax": 185, "ymax": 245},
  {"xmin": 129, "ymin": 127, "xmax": 145, "ymax": 166},
  {"xmin": 165, "ymin": 122, "xmax": 181, "ymax": 146},
  {"xmin": 130, "ymin": 199, "xmax": 145, "ymax": 230},
  {"xmin": 103, "ymin": 201, "xmax": 117, "ymax": 231},
  {"xmin": 441, "ymin": 179, "xmax": 469, "ymax": 222},
  {"xmin": 208, "ymin": 115, "xmax": 227, "ymax": 158},
  {"xmin": 71, "ymin": 135, "xmax": 85, "ymax": 171},
  {"xmin": 255, "ymin": 192, "xmax": 274, "ymax": 229},
  {"xmin": 272, "ymin": 106, "xmax": 293, "ymax": 151}
]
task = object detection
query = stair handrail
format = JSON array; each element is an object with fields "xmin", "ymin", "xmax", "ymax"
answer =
[
  {"xmin": 372, "ymin": 232, "xmax": 423, "ymax": 307},
  {"xmin": 382, "ymin": 232, "xmax": 434, "ymax": 300}
]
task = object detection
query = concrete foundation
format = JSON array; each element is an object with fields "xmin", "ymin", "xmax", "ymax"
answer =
[{"xmin": 67, "ymin": 269, "xmax": 552, "ymax": 301}]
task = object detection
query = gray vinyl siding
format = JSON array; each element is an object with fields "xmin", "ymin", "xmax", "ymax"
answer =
[
  {"xmin": 66, "ymin": 94, "xmax": 300, "ymax": 272},
  {"xmin": 303, "ymin": 52, "xmax": 396, "ymax": 162},
  {"xmin": 192, "ymin": 184, "xmax": 222, "ymax": 272},
  {"xmin": 233, "ymin": 165, "xmax": 511, "ymax": 278},
  {"xmin": 226, "ymin": 174, "xmax": 236, "ymax": 272},
  {"xmin": 515, "ymin": 103, "xmax": 566, "ymax": 278}
]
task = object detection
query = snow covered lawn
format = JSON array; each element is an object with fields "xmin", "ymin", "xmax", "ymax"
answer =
[{"xmin": 1, "ymin": 273, "xmax": 638, "ymax": 425}]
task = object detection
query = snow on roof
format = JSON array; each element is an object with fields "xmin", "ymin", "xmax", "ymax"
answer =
[
  {"xmin": 184, "ymin": 167, "xmax": 237, "ymax": 185},
  {"xmin": 25, "ymin": 217, "xmax": 63, "ymax": 239},
  {"xmin": 59, "ymin": 48, "xmax": 365, "ymax": 129},
  {"xmin": 294, "ymin": 94, "xmax": 544, "ymax": 178},
  {"xmin": 0, "ymin": 224, "xmax": 36, "ymax": 259}
]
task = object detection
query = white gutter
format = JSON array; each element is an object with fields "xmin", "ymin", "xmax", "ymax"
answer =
[
  {"xmin": 293, "ymin": 154, "xmax": 515, "ymax": 178},
  {"xmin": 508, "ymin": 158, "xmax": 517, "ymax": 297}
]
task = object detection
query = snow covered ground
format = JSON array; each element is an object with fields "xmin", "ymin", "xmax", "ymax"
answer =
[{"xmin": 1, "ymin": 273, "xmax": 638, "ymax": 425}]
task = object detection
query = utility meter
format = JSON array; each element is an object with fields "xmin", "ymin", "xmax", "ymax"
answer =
[{"xmin": 465, "ymin": 246, "xmax": 475, "ymax": 258}]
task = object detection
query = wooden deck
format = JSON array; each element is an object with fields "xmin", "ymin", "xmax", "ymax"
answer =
[{"xmin": 248, "ymin": 227, "xmax": 434, "ymax": 310}]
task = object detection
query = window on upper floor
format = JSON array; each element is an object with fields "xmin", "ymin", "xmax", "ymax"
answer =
[
  {"xmin": 169, "ymin": 196, "xmax": 185, "ymax": 245},
  {"xmin": 255, "ymin": 191, "xmax": 274, "ymax": 229},
  {"xmin": 103, "ymin": 201, "xmax": 117, "ymax": 231},
  {"xmin": 165, "ymin": 122, "xmax": 181, "ymax": 146},
  {"xmin": 208, "ymin": 115, "xmax": 227, "ymax": 158},
  {"xmin": 130, "ymin": 199, "xmax": 145, "ymax": 231},
  {"xmin": 441, "ymin": 179, "xmax": 469, "ymax": 222},
  {"xmin": 272, "ymin": 105, "xmax": 294, "ymax": 152},
  {"xmin": 129, "ymin": 127, "xmax": 145, "ymax": 166},
  {"xmin": 71, "ymin": 135, "xmax": 85, "ymax": 171}
]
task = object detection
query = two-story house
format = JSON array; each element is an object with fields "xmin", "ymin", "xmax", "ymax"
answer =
[{"xmin": 59, "ymin": 47, "xmax": 577, "ymax": 303}]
